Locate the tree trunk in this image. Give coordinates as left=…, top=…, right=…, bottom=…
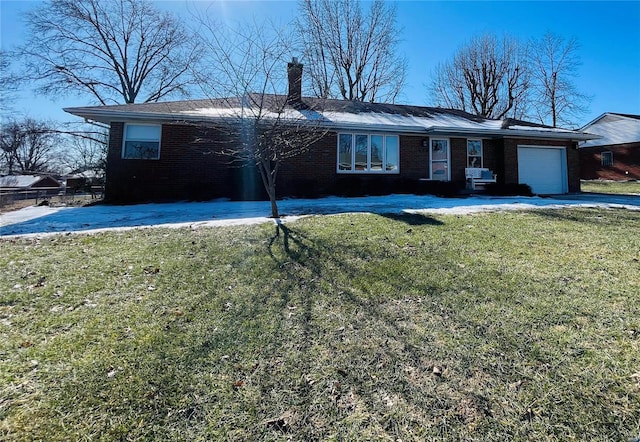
left=269, top=194, right=279, bottom=219
left=258, top=156, right=280, bottom=219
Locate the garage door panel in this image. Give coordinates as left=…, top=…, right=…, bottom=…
left=518, top=147, right=566, bottom=194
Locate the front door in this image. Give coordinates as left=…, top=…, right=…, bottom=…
left=430, top=138, right=450, bottom=181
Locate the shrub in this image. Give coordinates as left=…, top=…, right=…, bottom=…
left=287, top=179, right=322, bottom=199
left=390, top=178, right=415, bottom=194
left=484, top=183, right=534, bottom=196
left=331, top=176, right=363, bottom=197
left=185, top=183, right=223, bottom=202
left=416, top=180, right=464, bottom=197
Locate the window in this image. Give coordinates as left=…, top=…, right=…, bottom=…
left=385, top=137, right=399, bottom=172
left=337, top=133, right=399, bottom=173
left=467, top=139, right=483, bottom=167
left=601, top=151, right=613, bottom=167
left=122, top=124, right=161, bottom=159
left=355, top=134, right=368, bottom=170
left=338, top=134, right=353, bottom=171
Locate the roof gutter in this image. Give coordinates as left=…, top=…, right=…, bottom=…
left=64, top=108, right=600, bottom=142
left=64, top=108, right=206, bottom=124
left=323, top=123, right=599, bottom=141
left=424, top=126, right=601, bottom=141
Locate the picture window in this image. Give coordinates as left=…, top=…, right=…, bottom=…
left=338, top=133, right=399, bottom=173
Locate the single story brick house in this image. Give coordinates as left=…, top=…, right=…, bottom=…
left=0, top=174, right=61, bottom=191
left=0, top=174, right=62, bottom=198
left=579, top=113, right=640, bottom=180
left=64, top=61, right=598, bottom=203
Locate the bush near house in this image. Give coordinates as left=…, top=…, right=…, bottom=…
left=484, top=182, right=534, bottom=196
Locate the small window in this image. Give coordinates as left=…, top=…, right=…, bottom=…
left=123, top=124, right=161, bottom=159
left=467, top=139, right=483, bottom=168
left=601, top=151, right=613, bottom=167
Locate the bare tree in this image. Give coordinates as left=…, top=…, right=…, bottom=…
left=192, top=17, right=328, bottom=218
left=297, top=0, right=406, bottom=103
left=0, top=119, right=62, bottom=174
left=528, top=32, right=590, bottom=127
left=65, top=129, right=108, bottom=176
left=0, top=121, right=21, bottom=175
left=429, top=34, right=529, bottom=119
left=18, top=0, right=198, bottom=105
left=0, top=50, right=20, bottom=115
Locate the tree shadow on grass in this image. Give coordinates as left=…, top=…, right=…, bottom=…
left=530, top=207, right=640, bottom=225
left=19, top=213, right=634, bottom=440
left=379, top=212, right=444, bottom=226
left=259, top=216, right=635, bottom=438
left=261, top=218, right=479, bottom=437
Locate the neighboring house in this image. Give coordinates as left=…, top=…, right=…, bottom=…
left=0, top=175, right=62, bottom=194
left=579, top=113, right=640, bottom=180
left=64, top=61, right=598, bottom=203
left=65, top=170, right=105, bottom=195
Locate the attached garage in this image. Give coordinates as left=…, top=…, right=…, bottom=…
left=517, top=146, right=568, bottom=194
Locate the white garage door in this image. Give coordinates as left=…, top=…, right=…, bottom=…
left=517, top=146, right=567, bottom=194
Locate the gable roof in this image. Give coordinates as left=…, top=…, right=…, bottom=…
left=65, top=95, right=598, bottom=141
left=0, top=175, right=61, bottom=189
left=607, top=113, right=640, bottom=121
left=579, top=112, right=640, bottom=148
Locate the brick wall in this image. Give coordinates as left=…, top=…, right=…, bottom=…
left=436, top=137, right=501, bottom=183
left=278, top=132, right=337, bottom=196
left=567, top=141, right=581, bottom=192
left=579, top=143, right=640, bottom=180
left=105, top=122, right=240, bottom=202
left=482, top=139, right=500, bottom=176
left=502, top=138, right=580, bottom=192
left=105, top=122, right=584, bottom=202
left=449, top=138, right=466, bottom=182
left=400, top=135, right=430, bottom=178
left=278, top=133, right=432, bottom=197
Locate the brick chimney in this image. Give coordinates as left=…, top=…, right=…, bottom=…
left=287, top=57, right=303, bottom=105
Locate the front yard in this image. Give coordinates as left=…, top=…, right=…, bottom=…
left=1, top=208, right=639, bottom=441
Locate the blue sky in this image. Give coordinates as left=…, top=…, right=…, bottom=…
left=1, top=0, right=639, bottom=127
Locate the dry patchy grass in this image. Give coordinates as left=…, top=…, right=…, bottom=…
left=581, top=179, right=640, bottom=195
left=1, top=208, right=639, bottom=441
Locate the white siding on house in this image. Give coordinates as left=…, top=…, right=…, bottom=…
left=580, top=113, right=640, bottom=148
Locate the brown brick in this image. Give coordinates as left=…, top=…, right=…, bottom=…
left=105, top=123, right=583, bottom=202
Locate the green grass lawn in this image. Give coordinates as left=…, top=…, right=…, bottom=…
left=581, top=179, right=640, bottom=195
left=1, top=209, right=639, bottom=441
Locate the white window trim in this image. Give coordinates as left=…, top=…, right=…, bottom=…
left=467, top=138, right=483, bottom=168
left=336, top=132, right=400, bottom=174
left=429, top=137, right=450, bottom=181
left=122, top=123, right=162, bottom=160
